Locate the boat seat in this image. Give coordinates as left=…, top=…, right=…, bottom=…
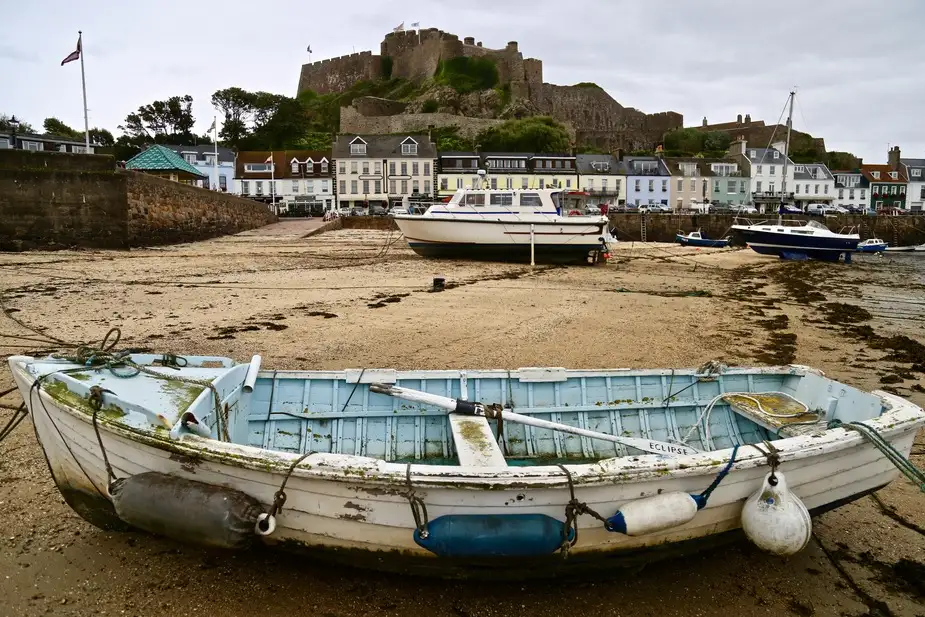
left=724, top=393, right=827, bottom=438
left=449, top=414, right=508, bottom=467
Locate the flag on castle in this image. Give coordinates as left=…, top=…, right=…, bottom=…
left=393, top=22, right=404, bottom=32
left=410, top=22, right=419, bottom=28
left=61, top=35, right=81, bottom=65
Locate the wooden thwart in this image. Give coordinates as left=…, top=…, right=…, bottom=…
left=449, top=414, right=507, bottom=467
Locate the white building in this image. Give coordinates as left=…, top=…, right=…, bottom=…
left=332, top=134, right=437, bottom=210
left=235, top=150, right=334, bottom=213
left=792, top=163, right=835, bottom=208
left=901, top=157, right=925, bottom=211
left=166, top=144, right=235, bottom=192
left=576, top=154, right=625, bottom=206
left=831, top=171, right=870, bottom=212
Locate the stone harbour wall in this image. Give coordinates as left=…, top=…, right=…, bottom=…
left=126, top=172, right=277, bottom=246
left=0, top=150, right=128, bottom=251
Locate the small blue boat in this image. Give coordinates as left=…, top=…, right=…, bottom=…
left=675, top=230, right=730, bottom=248
left=856, top=238, right=888, bottom=253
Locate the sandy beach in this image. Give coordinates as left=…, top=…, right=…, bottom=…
left=1, top=219, right=922, bottom=617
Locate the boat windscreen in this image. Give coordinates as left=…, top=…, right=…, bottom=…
left=805, top=220, right=828, bottom=230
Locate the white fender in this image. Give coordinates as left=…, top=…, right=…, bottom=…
left=741, top=471, right=811, bottom=556
left=608, top=492, right=700, bottom=536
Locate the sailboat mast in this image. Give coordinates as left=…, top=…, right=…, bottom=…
left=782, top=90, right=795, bottom=205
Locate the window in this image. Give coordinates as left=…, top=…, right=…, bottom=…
left=555, top=160, right=562, bottom=169
left=350, top=180, right=358, bottom=194
left=321, top=161, right=328, bottom=173
left=349, top=161, right=357, bottom=174
left=412, top=180, right=419, bottom=193
left=401, top=141, right=418, bottom=155
left=339, top=180, right=346, bottom=194
left=505, top=177, right=513, bottom=189
left=362, top=180, right=370, bottom=194
left=440, top=177, right=448, bottom=190
left=769, top=182, right=775, bottom=194
left=423, top=162, right=431, bottom=176
left=876, top=200, right=883, bottom=207
left=245, top=163, right=272, bottom=173
left=912, top=168, right=922, bottom=177
left=490, top=177, right=497, bottom=189
left=241, top=181, right=249, bottom=195
left=677, top=179, right=683, bottom=192
left=689, top=179, right=695, bottom=191
left=795, top=165, right=804, bottom=173
left=398, top=162, right=406, bottom=175
left=291, top=161, right=299, bottom=174
left=739, top=181, right=745, bottom=193
left=756, top=165, right=763, bottom=174
left=756, top=181, right=762, bottom=192
left=770, top=165, right=775, bottom=175
left=374, top=162, right=381, bottom=175
left=389, top=162, right=396, bottom=175
left=457, top=178, right=463, bottom=189
left=350, top=140, right=366, bottom=155
left=339, top=161, right=346, bottom=174
left=401, top=180, right=408, bottom=194
left=860, top=190, right=866, bottom=199
left=219, top=176, right=227, bottom=191
left=838, top=188, right=844, bottom=199
left=391, top=180, right=397, bottom=193
left=805, top=184, right=809, bottom=194
left=522, top=177, right=529, bottom=189
left=412, top=162, right=419, bottom=175
left=204, top=154, right=216, bottom=166
left=824, top=184, right=829, bottom=194
left=796, top=184, right=801, bottom=194
left=268, top=181, right=275, bottom=195
left=872, top=171, right=880, bottom=179
left=374, top=180, right=381, bottom=193
left=889, top=171, right=898, bottom=179
left=424, top=180, right=430, bottom=194
left=362, top=162, right=369, bottom=174
left=256, top=181, right=263, bottom=195
left=292, top=180, right=299, bottom=193
left=648, top=180, right=654, bottom=191
left=814, top=184, right=819, bottom=194
left=661, top=180, right=667, bottom=192
left=565, top=179, right=571, bottom=188
left=891, top=185, right=897, bottom=195
left=183, top=153, right=197, bottom=164
left=773, top=151, right=779, bottom=159
left=749, top=150, right=756, bottom=158
left=306, top=180, right=314, bottom=193
left=490, top=193, right=514, bottom=206
left=848, top=189, right=854, bottom=199
left=539, top=179, right=545, bottom=189
left=727, top=181, right=736, bottom=193
left=634, top=179, right=640, bottom=191
left=464, top=193, right=486, bottom=206
left=921, top=186, right=925, bottom=199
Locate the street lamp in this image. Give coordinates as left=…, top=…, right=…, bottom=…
left=9, top=115, right=20, bottom=149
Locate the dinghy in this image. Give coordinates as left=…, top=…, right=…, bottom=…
left=8, top=352, right=924, bottom=578
left=675, top=230, right=730, bottom=248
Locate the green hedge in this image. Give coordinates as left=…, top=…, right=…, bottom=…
left=435, top=57, right=499, bottom=93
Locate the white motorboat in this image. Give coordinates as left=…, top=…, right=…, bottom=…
left=392, top=173, right=614, bottom=264
left=731, top=219, right=860, bottom=262
left=8, top=350, right=924, bottom=579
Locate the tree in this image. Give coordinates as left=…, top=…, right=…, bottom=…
left=118, top=95, right=196, bottom=144
left=43, top=117, right=82, bottom=139
left=703, top=131, right=732, bottom=152
left=662, top=128, right=705, bottom=155
left=476, top=116, right=571, bottom=153
left=212, top=87, right=255, bottom=147
left=0, top=114, right=35, bottom=133
left=89, top=128, right=114, bottom=147
left=242, top=96, right=312, bottom=150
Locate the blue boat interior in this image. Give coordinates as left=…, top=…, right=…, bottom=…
left=28, top=357, right=884, bottom=465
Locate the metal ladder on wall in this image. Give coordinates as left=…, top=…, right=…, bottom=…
left=640, top=215, right=648, bottom=243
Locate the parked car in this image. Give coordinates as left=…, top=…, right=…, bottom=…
left=583, top=205, right=602, bottom=216
left=640, top=204, right=671, bottom=214
left=736, top=205, right=758, bottom=214
left=825, top=205, right=849, bottom=215
left=370, top=205, right=388, bottom=216
left=779, top=204, right=803, bottom=215
left=349, top=208, right=367, bottom=216
left=337, top=206, right=351, bottom=216
left=806, top=203, right=826, bottom=215
left=390, top=207, right=409, bottom=216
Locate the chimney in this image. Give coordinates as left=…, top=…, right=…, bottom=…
left=702, top=116, right=708, bottom=127
left=888, top=145, right=901, bottom=171
left=744, top=114, right=751, bottom=123
left=464, top=36, right=475, bottom=45
left=477, top=41, right=483, bottom=47
left=737, top=113, right=743, bottom=124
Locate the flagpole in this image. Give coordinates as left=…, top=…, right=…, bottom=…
left=212, top=116, right=219, bottom=190
left=270, top=151, right=275, bottom=213
left=78, top=31, right=90, bottom=150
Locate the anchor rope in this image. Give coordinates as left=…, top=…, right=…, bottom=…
left=828, top=419, right=924, bottom=492
left=751, top=440, right=782, bottom=485
left=265, top=450, right=314, bottom=522
left=0, top=403, right=27, bottom=444
left=404, top=463, right=429, bottom=538
left=556, top=464, right=612, bottom=558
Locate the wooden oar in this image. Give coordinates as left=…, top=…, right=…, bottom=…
left=369, top=383, right=699, bottom=457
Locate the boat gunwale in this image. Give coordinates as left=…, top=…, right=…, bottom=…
left=10, top=359, right=925, bottom=490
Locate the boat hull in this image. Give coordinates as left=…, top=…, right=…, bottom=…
left=393, top=215, right=610, bottom=264
left=856, top=245, right=887, bottom=253
left=10, top=359, right=923, bottom=579
left=734, top=227, right=859, bottom=261
left=675, top=234, right=730, bottom=248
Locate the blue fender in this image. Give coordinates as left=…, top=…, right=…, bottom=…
left=414, top=513, right=574, bottom=557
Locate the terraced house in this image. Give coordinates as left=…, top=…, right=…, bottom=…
left=831, top=171, right=870, bottom=212
left=576, top=154, right=625, bottom=207
left=333, top=134, right=436, bottom=210
left=900, top=154, right=925, bottom=211
left=862, top=156, right=907, bottom=211
left=436, top=152, right=578, bottom=198
left=665, top=158, right=711, bottom=209
left=792, top=163, right=835, bottom=208
left=624, top=156, right=671, bottom=207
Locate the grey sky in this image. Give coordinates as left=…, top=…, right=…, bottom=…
left=2, top=0, right=923, bottom=164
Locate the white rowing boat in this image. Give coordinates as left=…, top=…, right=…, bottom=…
left=8, top=353, right=924, bottom=578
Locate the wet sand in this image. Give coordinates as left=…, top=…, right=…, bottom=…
left=0, top=219, right=922, bottom=617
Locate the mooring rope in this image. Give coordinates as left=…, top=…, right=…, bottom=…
left=829, top=419, right=924, bottom=492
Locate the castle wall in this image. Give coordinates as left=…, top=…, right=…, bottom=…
left=297, top=51, right=382, bottom=95
left=340, top=106, right=505, bottom=139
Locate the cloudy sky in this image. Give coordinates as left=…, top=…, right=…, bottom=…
left=2, top=0, right=922, bottom=163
